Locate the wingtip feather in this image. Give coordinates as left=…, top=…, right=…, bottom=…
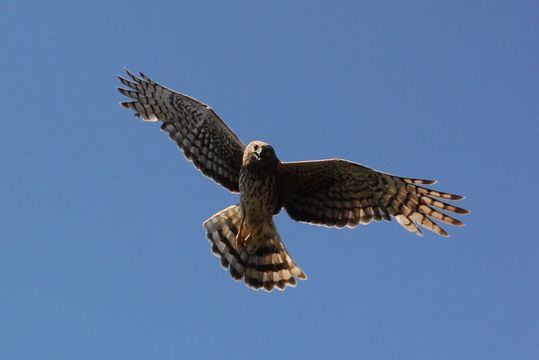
left=404, top=178, right=438, bottom=185
left=125, top=68, right=139, bottom=82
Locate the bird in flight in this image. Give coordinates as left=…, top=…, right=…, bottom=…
left=117, top=69, right=469, bottom=292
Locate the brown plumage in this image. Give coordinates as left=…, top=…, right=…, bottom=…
left=118, top=70, right=470, bottom=292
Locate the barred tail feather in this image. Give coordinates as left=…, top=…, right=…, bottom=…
left=203, top=205, right=307, bottom=292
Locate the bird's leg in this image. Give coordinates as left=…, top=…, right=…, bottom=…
left=236, top=216, right=248, bottom=249
left=239, top=232, right=252, bottom=250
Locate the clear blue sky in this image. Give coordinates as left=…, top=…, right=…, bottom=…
left=1, top=1, right=537, bottom=359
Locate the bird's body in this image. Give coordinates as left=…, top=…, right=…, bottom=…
left=238, top=163, right=279, bottom=250
left=117, top=70, right=469, bottom=292
left=239, top=142, right=281, bottom=224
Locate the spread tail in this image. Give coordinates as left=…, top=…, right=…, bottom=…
left=203, top=205, right=307, bottom=292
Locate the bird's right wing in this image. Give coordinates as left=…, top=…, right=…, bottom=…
left=117, top=69, right=245, bottom=193
left=278, top=159, right=469, bottom=237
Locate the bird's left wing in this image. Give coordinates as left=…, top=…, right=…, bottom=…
left=278, top=159, right=469, bottom=237
left=117, top=69, right=245, bottom=192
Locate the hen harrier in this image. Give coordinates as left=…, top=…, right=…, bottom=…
left=117, top=70, right=469, bottom=292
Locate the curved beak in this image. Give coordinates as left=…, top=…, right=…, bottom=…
left=253, top=147, right=263, bottom=160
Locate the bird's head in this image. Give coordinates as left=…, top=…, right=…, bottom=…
left=243, top=141, right=279, bottom=168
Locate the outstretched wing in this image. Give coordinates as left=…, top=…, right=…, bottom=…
left=278, top=159, right=469, bottom=237
left=117, top=69, right=245, bottom=192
